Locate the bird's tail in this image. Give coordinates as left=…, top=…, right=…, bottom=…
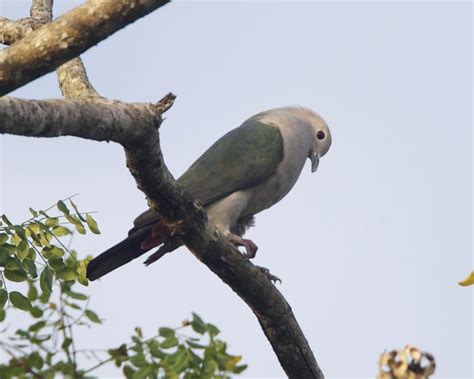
left=86, top=226, right=152, bottom=281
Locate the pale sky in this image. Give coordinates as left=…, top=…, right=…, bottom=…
left=0, top=1, right=472, bottom=378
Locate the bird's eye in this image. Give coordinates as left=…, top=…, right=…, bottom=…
left=316, top=131, right=325, bottom=140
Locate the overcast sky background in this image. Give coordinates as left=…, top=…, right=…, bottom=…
left=0, top=1, right=472, bottom=378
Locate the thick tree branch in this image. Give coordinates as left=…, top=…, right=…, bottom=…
left=0, top=96, right=161, bottom=145
left=125, top=136, right=325, bottom=379
left=0, top=93, right=325, bottom=378
left=0, top=0, right=170, bottom=96
left=0, top=2, right=325, bottom=377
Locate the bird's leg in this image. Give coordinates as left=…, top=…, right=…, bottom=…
left=226, top=233, right=258, bottom=259
left=255, top=265, right=282, bottom=284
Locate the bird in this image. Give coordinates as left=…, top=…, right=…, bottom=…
left=86, top=106, right=332, bottom=281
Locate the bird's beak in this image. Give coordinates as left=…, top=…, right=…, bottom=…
left=311, top=150, right=320, bottom=173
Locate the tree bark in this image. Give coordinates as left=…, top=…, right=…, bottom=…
left=0, top=2, right=325, bottom=378
left=0, top=0, right=170, bottom=96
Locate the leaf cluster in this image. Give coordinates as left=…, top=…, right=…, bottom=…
left=115, top=313, right=247, bottom=379
left=0, top=200, right=247, bottom=378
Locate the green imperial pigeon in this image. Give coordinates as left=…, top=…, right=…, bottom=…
left=86, top=107, right=332, bottom=281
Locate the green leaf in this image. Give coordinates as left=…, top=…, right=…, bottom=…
left=66, top=291, right=88, bottom=301
left=86, top=214, right=100, bottom=234
left=56, top=268, right=76, bottom=281
left=233, top=364, right=248, bottom=374
left=191, top=313, right=207, bottom=334
left=76, top=258, right=90, bottom=286
left=24, top=259, right=38, bottom=278
left=27, top=283, right=38, bottom=301
left=206, top=323, right=220, bottom=337
left=0, top=233, right=8, bottom=245
left=148, top=340, right=164, bottom=358
left=123, top=365, right=136, bottom=379
left=10, top=233, right=21, bottom=246
left=130, top=353, right=147, bottom=367
left=12, top=225, right=27, bottom=239
left=65, top=214, right=86, bottom=234
left=62, top=338, right=73, bottom=350
left=57, top=200, right=70, bottom=215
left=4, top=268, right=28, bottom=282
left=28, top=352, right=44, bottom=370
left=0, top=309, right=5, bottom=321
left=186, top=340, right=206, bottom=349
left=1, top=243, right=16, bottom=254
left=203, top=357, right=219, bottom=374
left=0, top=248, right=8, bottom=266
left=133, top=366, right=153, bottom=379
left=30, top=307, right=43, bottom=318
left=159, top=327, right=175, bottom=338
left=170, top=348, right=189, bottom=373
left=85, top=309, right=101, bottom=324
left=161, top=336, right=179, bottom=349
left=75, top=222, right=86, bottom=235
left=40, top=267, right=53, bottom=295
left=29, top=207, right=38, bottom=217
left=39, top=229, right=51, bottom=247
left=9, top=291, right=32, bottom=311
left=42, top=246, right=65, bottom=260
left=65, top=301, right=81, bottom=310
left=0, top=289, right=7, bottom=309
left=45, top=217, right=59, bottom=227
left=48, top=258, right=65, bottom=271
left=27, top=247, right=36, bottom=260
left=29, top=320, right=46, bottom=332
left=52, top=226, right=71, bottom=237
left=17, top=240, right=29, bottom=259
left=1, top=214, right=12, bottom=226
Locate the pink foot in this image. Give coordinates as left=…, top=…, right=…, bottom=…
left=227, top=233, right=258, bottom=259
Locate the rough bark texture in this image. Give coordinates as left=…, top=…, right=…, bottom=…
left=56, top=58, right=101, bottom=99
left=0, top=17, right=43, bottom=45
left=0, top=96, right=161, bottom=145
left=0, top=0, right=170, bottom=96
left=0, top=2, right=325, bottom=378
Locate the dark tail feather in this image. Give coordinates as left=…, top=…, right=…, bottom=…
left=86, top=226, right=152, bottom=281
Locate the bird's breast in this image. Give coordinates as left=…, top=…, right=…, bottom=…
left=242, top=125, right=310, bottom=216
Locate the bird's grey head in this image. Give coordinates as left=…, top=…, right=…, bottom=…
left=285, top=107, right=332, bottom=172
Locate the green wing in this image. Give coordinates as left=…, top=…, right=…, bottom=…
left=177, top=120, right=283, bottom=206
left=131, top=120, right=283, bottom=231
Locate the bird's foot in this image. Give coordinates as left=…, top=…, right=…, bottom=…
left=255, top=265, right=282, bottom=284
left=227, top=233, right=258, bottom=259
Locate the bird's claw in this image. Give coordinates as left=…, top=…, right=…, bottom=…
left=255, top=265, right=282, bottom=284
left=227, top=233, right=258, bottom=259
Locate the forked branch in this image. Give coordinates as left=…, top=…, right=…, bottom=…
left=0, top=1, right=324, bottom=377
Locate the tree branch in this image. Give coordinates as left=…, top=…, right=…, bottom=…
left=0, top=96, right=161, bottom=145
left=0, top=17, right=42, bottom=45
left=30, top=0, right=53, bottom=23
left=124, top=132, right=325, bottom=379
left=0, top=0, right=170, bottom=96
left=56, top=58, right=101, bottom=99
left=0, top=2, right=325, bottom=377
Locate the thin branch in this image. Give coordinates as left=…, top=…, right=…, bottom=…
left=0, top=0, right=170, bottom=96
left=56, top=58, right=101, bottom=99
left=30, top=0, right=53, bottom=23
